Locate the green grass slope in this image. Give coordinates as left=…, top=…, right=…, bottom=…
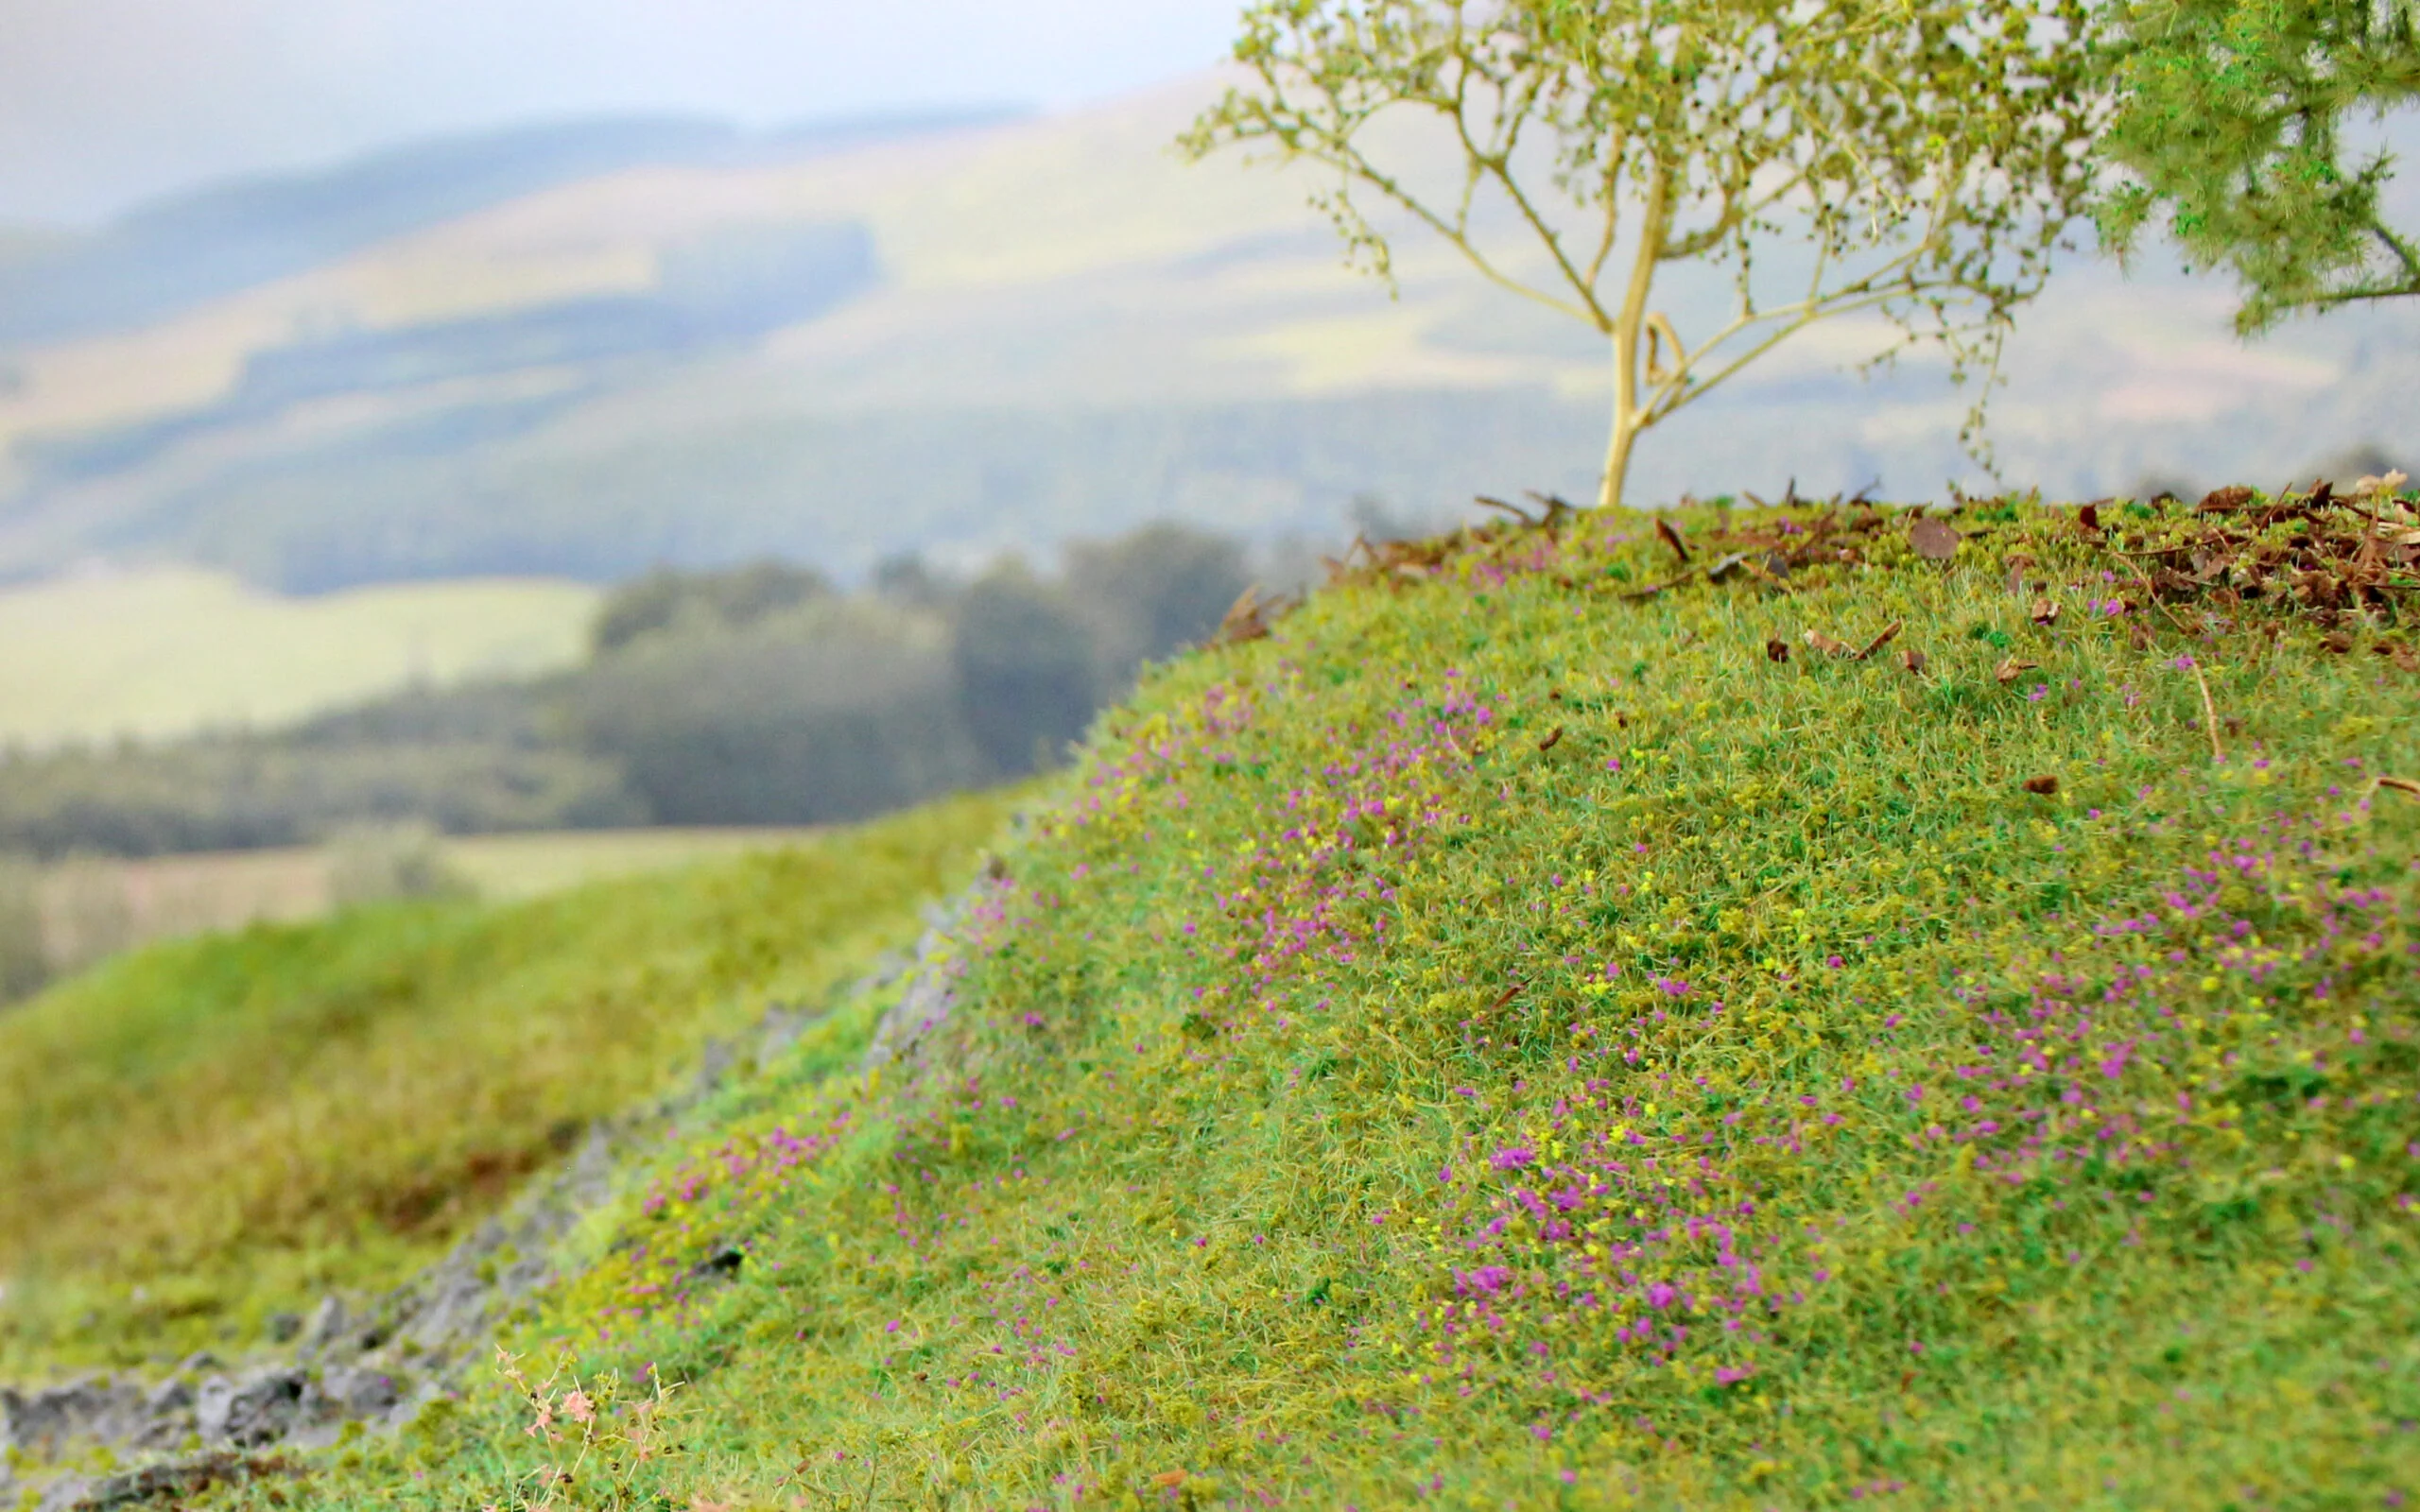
left=0, top=789, right=1017, bottom=1377
left=220, top=494, right=2420, bottom=1508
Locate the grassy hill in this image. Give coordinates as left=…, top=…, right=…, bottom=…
left=7, top=486, right=2401, bottom=1507
left=0, top=789, right=1017, bottom=1380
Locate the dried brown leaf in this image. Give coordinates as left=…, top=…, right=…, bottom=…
left=1995, top=657, right=2039, bottom=684
left=2378, top=776, right=2420, bottom=798
left=1536, top=726, right=1564, bottom=753
left=1213, top=587, right=1269, bottom=646
left=2031, top=597, right=2061, bottom=627
left=1803, top=628, right=1855, bottom=658
left=1909, top=516, right=1962, bottom=560
left=1855, top=620, right=1904, bottom=660
left=1899, top=648, right=1927, bottom=676
left=1765, top=638, right=1791, bottom=663
left=2023, top=775, right=2059, bottom=796
left=1656, top=518, right=1692, bottom=565
left=2198, top=486, right=2253, bottom=513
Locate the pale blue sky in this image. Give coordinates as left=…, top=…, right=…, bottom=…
left=0, top=0, right=1243, bottom=224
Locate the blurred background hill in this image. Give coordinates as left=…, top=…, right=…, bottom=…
left=0, top=81, right=2410, bottom=598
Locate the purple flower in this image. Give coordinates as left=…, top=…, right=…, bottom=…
left=1455, top=1265, right=1513, bottom=1297
left=1491, top=1145, right=1536, bottom=1171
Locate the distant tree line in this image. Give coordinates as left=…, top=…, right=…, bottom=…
left=0, top=522, right=1255, bottom=859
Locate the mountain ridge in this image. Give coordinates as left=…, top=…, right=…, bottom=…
left=0, top=106, right=1028, bottom=349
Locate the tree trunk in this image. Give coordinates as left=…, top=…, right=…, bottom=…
left=1598, top=166, right=1672, bottom=511
left=1599, top=403, right=1637, bottom=512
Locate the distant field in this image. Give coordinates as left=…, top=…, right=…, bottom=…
left=26, top=826, right=826, bottom=975
left=0, top=566, right=597, bottom=747
left=447, top=825, right=825, bottom=899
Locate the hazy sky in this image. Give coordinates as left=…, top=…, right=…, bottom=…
left=0, top=0, right=1243, bottom=225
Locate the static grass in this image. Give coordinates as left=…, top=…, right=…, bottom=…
left=238, top=496, right=2419, bottom=1509
left=0, top=789, right=1020, bottom=1377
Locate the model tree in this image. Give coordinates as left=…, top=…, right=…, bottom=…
left=1182, top=0, right=2111, bottom=508
left=2095, top=0, right=2420, bottom=336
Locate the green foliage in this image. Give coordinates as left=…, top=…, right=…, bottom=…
left=253, top=490, right=2420, bottom=1511
left=2095, top=0, right=2420, bottom=335
left=565, top=599, right=984, bottom=826
left=949, top=565, right=1104, bottom=778
left=588, top=560, right=832, bottom=657
left=1065, top=524, right=1253, bottom=677
left=0, top=787, right=1018, bottom=1374
left=1182, top=0, right=2113, bottom=505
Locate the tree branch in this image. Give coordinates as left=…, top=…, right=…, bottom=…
left=1582, top=139, right=1629, bottom=291
left=1448, top=85, right=1613, bottom=329
left=1314, top=132, right=1600, bottom=325
left=1648, top=272, right=1930, bottom=423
